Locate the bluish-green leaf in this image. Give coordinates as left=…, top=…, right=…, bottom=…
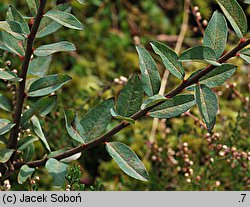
left=187, top=64, right=237, bottom=90
left=28, top=74, right=71, bottom=97
left=26, top=0, right=39, bottom=16
left=195, top=84, right=218, bottom=131
left=37, top=4, right=72, bottom=38
left=64, top=109, right=85, bottom=144
left=136, top=45, right=161, bottom=96
left=0, top=93, right=11, bottom=112
left=0, top=70, right=22, bottom=82
left=203, top=11, right=228, bottom=59
left=110, top=108, right=135, bottom=125
left=179, top=46, right=221, bottom=66
left=105, top=142, right=149, bottom=181
left=28, top=56, right=52, bottom=77
left=216, top=0, right=248, bottom=38
left=20, top=95, right=57, bottom=126
left=116, top=74, right=143, bottom=117
left=45, top=158, right=68, bottom=188
left=0, top=148, right=14, bottom=163
left=0, top=31, right=25, bottom=56
left=34, top=41, right=76, bottom=57
left=18, top=165, right=35, bottom=184
left=31, top=116, right=51, bottom=153
left=44, top=10, right=83, bottom=30
left=80, top=98, right=114, bottom=143
left=150, top=41, right=185, bottom=80
left=239, top=48, right=250, bottom=63
left=18, top=135, right=39, bottom=151
left=23, top=143, right=35, bottom=162
left=0, top=21, right=24, bottom=40
left=0, top=119, right=15, bottom=135
left=149, top=94, right=196, bottom=119
left=141, top=94, right=167, bottom=110
left=6, top=6, right=30, bottom=35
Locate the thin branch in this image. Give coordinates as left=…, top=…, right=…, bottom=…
left=13, top=38, right=250, bottom=170
left=8, top=1, right=47, bottom=150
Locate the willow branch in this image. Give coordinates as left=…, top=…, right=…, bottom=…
left=8, top=1, right=47, bottom=149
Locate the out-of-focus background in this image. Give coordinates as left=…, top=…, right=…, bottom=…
left=0, top=0, right=249, bottom=190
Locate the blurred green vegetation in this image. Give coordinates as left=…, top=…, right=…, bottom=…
left=0, top=0, right=249, bottom=190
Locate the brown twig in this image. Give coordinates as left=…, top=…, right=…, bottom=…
left=13, top=38, right=250, bottom=170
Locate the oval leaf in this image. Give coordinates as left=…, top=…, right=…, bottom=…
left=44, top=10, right=83, bottom=30
left=105, top=142, right=149, bottom=181
left=20, top=95, right=57, bottom=126
left=6, top=6, right=30, bottom=35
left=0, top=148, right=14, bottom=163
left=110, top=108, right=135, bottom=125
left=217, top=0, right=248, bottom=38
left=150, top=41, right=185, bottom=80
left=0, top=93, right=11, bottom=112
left=179, top=46, right=221, bottom=66
left=195, top=84, right=218, bottom=131
left=203, top=11, right=228, bottom=59
left=45, top=158, right=68, bottom=188
left=0, top=70, right=22, bottom=82
left=28, top=74, right=71, bottom=97
left=18, top=165, right=35, bottom=184
left=28, top=56, right=52, bottom=77
left=0, top=21, right=24, bottom=40
left=116, top=74, right=143, bottom=117
left=141, top=94, right=167, bottom=110
left=34, top=41, right=76, bottom=57
left=80, top=98, right=114, bottom=143
left=26, top=0, right=39, bottom=16
left=18, top=135, right=39, bottom=151
left=31, top=116, right=51, bottom=153
left=0, top=119, right=15, bottom=135
left=149, top=94, right=196, bottom=119
left=136, top=45, right=161, bottom=96
left=239, top=48, right=250, bottom=63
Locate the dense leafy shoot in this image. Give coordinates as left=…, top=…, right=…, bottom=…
left=105, top=142, right=149, bottom=181
left=150, top=41, right=185, bottom=80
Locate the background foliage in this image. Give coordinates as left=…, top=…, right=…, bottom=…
left=0, top=0, right=249, bottom=190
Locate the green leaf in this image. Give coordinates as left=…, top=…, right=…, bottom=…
left=20, top=95, right=57, bottom=126
left=28, top=56, right=52, bottom=77
left=0, top=70, right=22, bottom=82
left=244, top=0, right=250, bottom=4
left=187, top=64, right=237, bottom=90
left=195, top=84, right=218, bottom=131
left=26, top=0, right=39, bottom=16
left=18, top=135, right=39, bottom=151
left=64, top=109, right=85, bottom=144
left=28, top=74, right=71, bottom=97
left=179, top=46, right=221, bottom=66
left=6, top=6, right=30, bottom=35
left=60, top=152, right=82, bottom=163
left=18, top=165, right=35, bottom=184
left=105, top=142, right=149, bottom=181
left=0, top=119, right=15, bottom=135
left=31, top=116, right=51, bottom=153
left=149, top=94, right=196, bottom=119
left=23, top=143, right=35, bottom=161
left=80, top=98, right=114, bottom=143
left=34, top=41, right=76, bottom=57
left=150, top=41, right=185, bottom=80
left=0, top=21, right=25, bottom=40
left=45, top=158, right=68, bottom=188
left=141, top=94, right=167, bottom=110
left=110, top=108, right=135, bottom=125
left=136, top=45, right=161, bottom=96
left=0, top=31, right=25, bottom=56
left=203, top=11, right=228, bottom=59
left=116, top=74, right=143, bottom=117
left=0, top=93, right=11, bottom=112
left=48, top=148, right=70, bottom=158
left=216, top=0, right=248, bottom=38
left=44, top=10, right=83, bottom=30
left=239, top=48, right=250, bottom=63
left=37, top=4, right=72, bottom=38
left=0, top=148, right=14, bottom=163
